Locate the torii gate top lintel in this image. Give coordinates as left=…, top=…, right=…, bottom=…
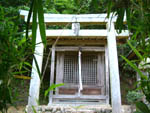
left=20, top=10, right=127, bottom=25
left=20, top=10, right=129, bottom=43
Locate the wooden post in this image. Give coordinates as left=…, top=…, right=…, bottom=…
left=48, top=47, right=55, bottom=105
left=72, top=23, right=80, bottom=36
left=105, top=45, right=110, bottom=104
left=78, top=50, right=83, bottom=96
left=55, top=53, right=64, bottom=96
left=107, top=21, right=122, bottom=113
left=28, top=26, right=44, bottom=106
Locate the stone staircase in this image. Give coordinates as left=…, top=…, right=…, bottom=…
left=26, top=105, right=132, bottom=113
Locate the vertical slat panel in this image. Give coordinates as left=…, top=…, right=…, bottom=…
left=97, top=52, right=105, bottom=95
left=101, top=52, right=105, bottom=95
left=97, top=53, right=101, bottom=86
left=63, top=52, right=98, bottom=86
left=82, top=53, right=97, bottom=85
left=56, top=52, right=64, bottom=95
left=63, top=52, right=78, bottom=84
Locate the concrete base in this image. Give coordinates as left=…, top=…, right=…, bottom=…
left=26, top=105, right=132, bottom=113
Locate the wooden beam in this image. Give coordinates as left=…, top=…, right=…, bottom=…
left=20, top=10, right=126, bottom=25
left=72, top=23, right=80, bottom=36
left=28, top=26, right=44, bottom=106
left=46, top=30, right=129, bottom=39
left=52, top=95, right=107, bottom=100
left=47, top=39, right=107, bottom=45
left=54, top=46, right=105, bottom=52
left=58, top=85, right=104, bottom=88
left=48, top=47, right=55, bottom=105
left=107, top=22, right=122, bottom=113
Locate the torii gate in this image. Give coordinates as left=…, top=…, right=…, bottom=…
left=20, top=10, right=129, bottom=113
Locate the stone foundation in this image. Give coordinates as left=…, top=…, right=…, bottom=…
left=26, top=105, right=132, bottom=113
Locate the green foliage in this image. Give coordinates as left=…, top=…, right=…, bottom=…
left=44, top=0, right=107, bottom=14
left=106, top=0, right=150, bottom=42
left=1, top=1, right=149, bottom=113
left=32, top=106, right=37, bottom=113
left=0, top=4, right=32, bottom=112
left=26, top=0, right=46, bottom=49
left=44, top=83, right=64, bottom=98
left=106, top=0, right=150, bottom=112
left=121, top=43, right=150, bottom=112
left=121, top=55, right=146, bottom=80
left=135, top=101, right=150, bottom=113
left=127, top=91, right=143, bottom=104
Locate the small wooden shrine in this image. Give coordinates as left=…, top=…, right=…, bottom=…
left=20, top=10, right=129, bottom=113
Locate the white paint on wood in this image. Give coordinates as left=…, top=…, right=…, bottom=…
left=28, top=26, right=44, bottom=106
left=105, top=45, right=110, bottom=105
left=20, top=10, right=126, bottom=24
left=72, top=23, right=80, bottom=36
left=54, top=46, right=105, bottom=52
left=107, top=22, right=122, bottom=113
left=20, top=10, right=129, bottom=108
left=46, top=30, right=129, bottom=38
left=47, top=39, right=107, bottom=45
left=78, top=50, right=83, bottom=95
left=58, top=85, right=104, bottom=88
left=52, top=95, right=107, bottom=100
left=48, top=47, right=55, bottom=105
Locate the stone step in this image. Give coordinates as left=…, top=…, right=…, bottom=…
left=26, top=105, right=132, bottom=113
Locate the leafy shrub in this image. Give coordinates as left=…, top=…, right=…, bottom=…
left=127, top=91, right=144, bottom=104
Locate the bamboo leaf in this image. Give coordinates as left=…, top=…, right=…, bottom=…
left=26, top=0, right=34, bottom=40
left=24, top=62, right=32, bottom=68
left=107, top=0, right=113, bottom=18
left=116, top=8, right=125, bottom=33
left=12, top=71, right=28, bottom=75
left=37, top=0, right=47, bottom=46
left=32, top=106, right=37, bottom=113
left=33, top=55, right=42, bottom=79
left=127, top=40, right=143, bottom=60
left=44, top=83, right=64, bottom=97
left=32, top=0, right=38, bottom=49
left=136, top=101, right=150, bottom=113
left=126, top=8, right=131, bottom=30
left=13, top=75, right=31, bottom=80
left=121, top=55, right=147, bottom=80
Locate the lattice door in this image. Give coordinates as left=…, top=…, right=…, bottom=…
left=63, top=52, right=98, bottom=85
left=56, top=51, right=105, bottom=96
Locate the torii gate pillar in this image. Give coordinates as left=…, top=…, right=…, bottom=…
left=28, top=26, right=44, bottom=106
left=107, top=21, right=122, bottom=113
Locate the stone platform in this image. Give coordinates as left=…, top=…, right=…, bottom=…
left=26, top=105, right=132, bottom=113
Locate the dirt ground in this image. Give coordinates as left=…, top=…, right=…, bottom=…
left=7, top=106, right=26, bottom=113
